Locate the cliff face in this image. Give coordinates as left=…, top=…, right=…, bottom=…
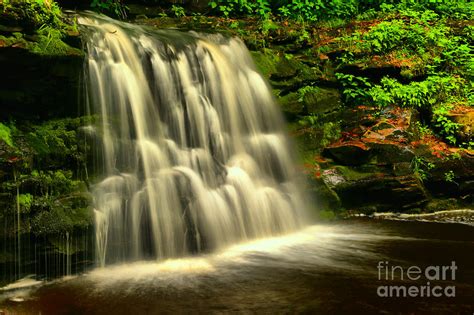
left=0, top=2, right=93, bottom=283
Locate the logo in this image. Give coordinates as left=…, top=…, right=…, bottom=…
left=376, top=261, right=457, bottom=298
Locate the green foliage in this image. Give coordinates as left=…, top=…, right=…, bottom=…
left=0, top=123, right=14, bottom=147
left=31, top=203, right=92, bottom=235
left=90, top=0, right=127, bottom=19
left=297, top=86, right=319, bottom=102
left=207, top=0, right=472, bottom=21
left=28, top=121, right=76, bottom=156
left=31, top=25, right=73, bottom=55
left=171, top=5, right=186, bottom=18
left=345, top=18, right=449, bottom=56
left=25, top=117, right=93, bottom=168
left=411, top=156, right=435, bottom=181
left=18, top=193, right=33, bottom=213
left=366, top=75, right=468, bottom=145
left=444, top=170, right=455, bottom=183
left=432, top=104, right=461, bottom=145
left=335, top=73, right=372, bottom=104
left=26, top=170, right=81, bottom=197
left=299, top=112, right=341, bottom=147
left=415, top=121, right=432, bottom=138
left=1, top=0, right=63, bottom=30
left=209, top=0, right=270, bottom=19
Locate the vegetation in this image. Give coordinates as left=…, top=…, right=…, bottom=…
left=0, top=0, right=81, bottom=56
left=0, top=117, right=94, bottom=238
left=207, top=0, right=472, bottom=21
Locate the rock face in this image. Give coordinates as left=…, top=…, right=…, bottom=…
left=0, top=7, right=92, bottom=283
left=322, top=167, right=428, bottom=212
left=308, top=105, right=474, bottom=213
left=0, top=46, right=83, bottom=120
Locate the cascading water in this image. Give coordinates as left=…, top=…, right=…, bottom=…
left=79, top=13, right=307, bottom=267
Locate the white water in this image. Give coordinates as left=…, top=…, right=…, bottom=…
left=79, top=13, right=307, bottom=267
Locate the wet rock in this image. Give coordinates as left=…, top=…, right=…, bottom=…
left=367, top=141, right=415, bottom=164
left=333, top=173, right=428, bottom=211
left=425, top=198, right=462, bottom=212
left=321, top=168, right=346, bottom=188
left=322, top=141, right=372, bottom=165
left=308, top=176, right=342, bottom=210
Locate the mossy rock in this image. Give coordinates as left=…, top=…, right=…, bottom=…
left=307, top=176, right=342, bottom=210
left=425, top=198, right=462, bottom=212
left=323, top=141, right=372, bottom=166
left=303, top=87, right=342, bottom=116
left=278, top=91, right=305, bottom=120
left=271, top=57, right=299, bottom=80
left=251, top=49, right=280, bottom=78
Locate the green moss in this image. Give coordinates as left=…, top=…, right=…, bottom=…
left=0, top=122, right=14, bottom=147
left=317, top=209, right=337, bottom=221
left=1, top=0, right=83, bottom=56
left=26, top=116, right=96, bottom=168
left=335, top=165, right=377, bottom=181
left=30, top=26, right=82, bottom=56
left=250, top=49, right=279, bottom=77
left=18, top=193, right=33, bottom=213
left=1, top=0, right=64, bottom=31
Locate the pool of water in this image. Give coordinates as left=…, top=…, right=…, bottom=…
left=1, top=219, right=473, bottom=314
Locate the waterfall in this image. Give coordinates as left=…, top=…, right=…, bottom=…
left=79, top=13, right=307, bottom=267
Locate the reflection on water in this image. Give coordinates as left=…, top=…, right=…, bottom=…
left=1, top=219, right=474, bottom=314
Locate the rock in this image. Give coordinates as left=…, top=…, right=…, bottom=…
left=318, top=165, right=428, bottom=212
left=367, top=141, right=415, bottom=164
left=333, top=174, right=428, bottom=211
left=424, top=150, right=474, bottom=198
left=323, top=141, right=372, bottom=165
left=271, top=57, right=299, bottom=80
left=0, top=41, right=83, bottom=120
left=304, top=87, right=342, bottom=116
left=321, top=168, right=346, bottom=188
left=308, top=176, right=342, bottom=210
left=251, top=50, right=279, bottom=78
left=425, top=198, right=462, bottom=212
left=447, top=108, right=473, bottom=144
left=278, top=92, right=305, bottom=119
left=393, top=162, right=412, bottom=176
